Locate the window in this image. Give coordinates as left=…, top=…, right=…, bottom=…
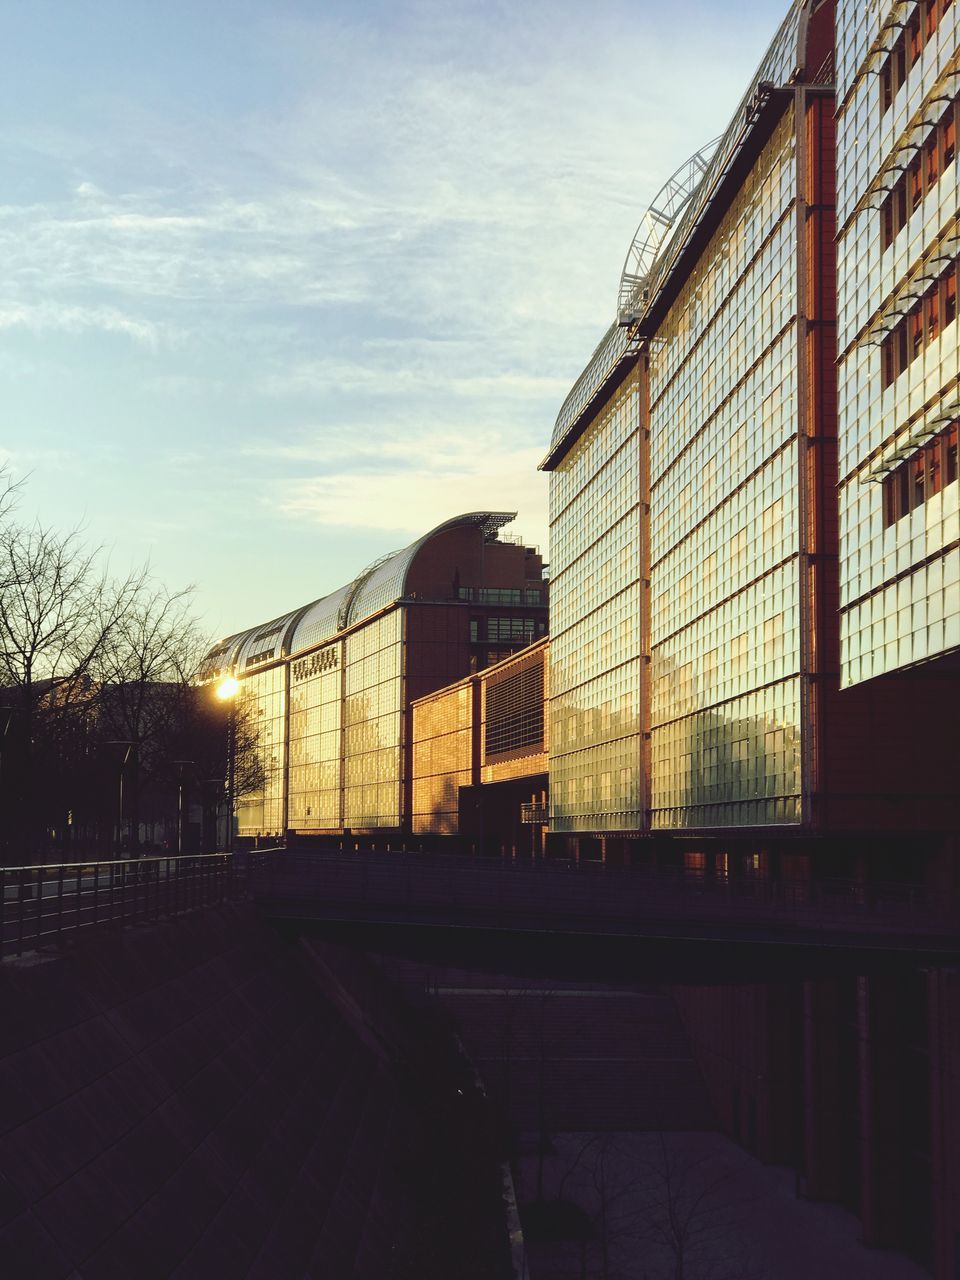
left=486, top=616, right=538, bottom=643
left=880, top=260, right=958, bottom=387
left=729, top=425, right=747, bottom=478
left=701, top=552, right=717, bottom=600
left=909, top=155, right=923, bottom=213
left=458, top=587, right=524, bottom=605
left=701, top=454, right=716, bottom=510
left=764, top=613, right=784, bottom=663
left=730, top=632, right=749, bottom=677
left=676, top=482, right=692, bottom=526
left=761, top=499, right=783, bottom=555
left=882, top=421, right=959, bottom=526
left=730, top=527, right=748, bottom=576
left=879, top=99, right=959, bottom=247
left=879, top=3, right=952, bottom=118
left=913, top=452, right=926, bottom=509
left=484, top=656, right=544, bottom=756
left=703, top=647, right=718, bottom=690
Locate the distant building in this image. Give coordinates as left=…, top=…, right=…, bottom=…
left=201, top=513, right=547, bottom=841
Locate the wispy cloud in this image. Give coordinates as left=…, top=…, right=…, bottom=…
left=269, top=441, right=549, bottom=546
left=240, top=424, right=549, bottom=547
left=0, top=300, right=162, bottom=346
left=258, top=353, right=571, bottom=403
left=0, top=0, right=784, bottom=624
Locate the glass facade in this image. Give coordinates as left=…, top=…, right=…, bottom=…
left=343, top=611, right=403, bottom=828
left=648, top=110, right=803, bottom=829
left=235, top=663, right=287, bottom=837
left=411, top=680, right=474, bottom=836
left=288, top=643, right=342, bottom=831
left=286, top=612, right=409, bottom=830
left=836, top=0, right=960, bottom=685
left=548, top=371, right=644, bottom=832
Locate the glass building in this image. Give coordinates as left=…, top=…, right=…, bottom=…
left=542, top=0, right=838, bottom=840
left=542, top=0, right=959, bottom=855
left=201, top=513, right=547, bottom=840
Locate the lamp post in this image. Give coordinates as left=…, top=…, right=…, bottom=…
left=0, top=706, right=24, bottom=866
left=172, top=760, right=195, bottom=856
left=100, top=740, right=138, bottom=859
left=215, top=677, right=240, bottom=853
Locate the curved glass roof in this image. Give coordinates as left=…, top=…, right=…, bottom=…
left=345, top=511, right=514, bottom=627
left=547, top=322, right=638, bottom=456
left=205, top=511, right=518, bottom=676
left=617, top=136, right=723, bottom=326
left=544, top=0, right=810, bottom=467
left=287, top=584, right=354, bottom=658
left=637, top=0, right=806, bottom=314
left=233, top=607, right=305, bottom=668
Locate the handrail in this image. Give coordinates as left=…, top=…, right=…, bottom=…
left=0, top=847, right=287, bottom=875
left=0, top=849, right=276, bottom=960
left=2, top=853, right=232, bottom=874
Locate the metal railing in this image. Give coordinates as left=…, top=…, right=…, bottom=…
left=0, top=852, right=258, bottom=958
left=7, top=843, right=953, bottom=958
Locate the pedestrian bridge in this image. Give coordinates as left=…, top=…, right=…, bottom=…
left=248, top=848, right=959, bottom=965
left=2, top=847, right=956, bottom=970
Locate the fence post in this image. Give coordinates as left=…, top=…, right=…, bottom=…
left=55, top=863, right=64, bottom=942
left=35, top=866, right=43, bottom=951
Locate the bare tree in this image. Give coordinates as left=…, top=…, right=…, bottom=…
left=551, top=1132, right=764, bottom=1280
left=91, top=581, right=206, bottom=852
left=0, top=520, right=142, bottom=858
left=0, top=484, right=212, bottom=860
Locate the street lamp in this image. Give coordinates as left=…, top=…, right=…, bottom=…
left=172, top=760, right=195, bottom=855
left=100, top=740, right=138, bottom=859
left=215, top=676, right=240, bottom=702
left=215, top=676, right=239, bottom=852
left=0, top=706, right=25, bottom=866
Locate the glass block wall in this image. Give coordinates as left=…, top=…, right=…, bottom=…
left=411, top=679, right=475, bottom=836
left=343, top=611, right=403, bottom=828
left=836, top=0, right=960, bottom=685
left=287, top=643, right=342, bottom=831
left=548, top=370, right=645, bottom=832
left=647, top=109, right=804, bottom=829
left=235, top=663, right=287, bottom=837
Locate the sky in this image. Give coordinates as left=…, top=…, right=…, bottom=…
left=1, top=0, right=789, bottom=639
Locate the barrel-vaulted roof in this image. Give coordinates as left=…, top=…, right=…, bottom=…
left=199, top=511, right=517, bottom=680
